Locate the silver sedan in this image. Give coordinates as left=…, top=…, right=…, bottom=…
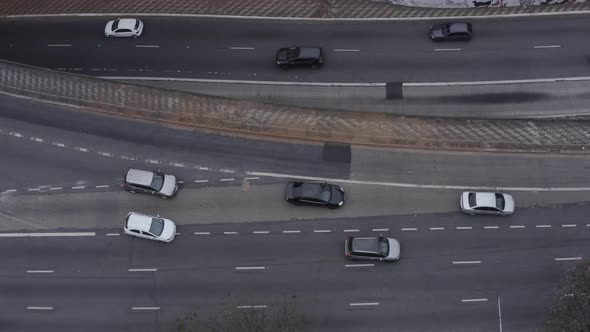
left=460, top=192, right=515, bottom=216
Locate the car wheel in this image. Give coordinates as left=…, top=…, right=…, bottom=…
left=129, top=190, right=136, bottom=194
left=294, top=201, right=303, bottom=206
left=160, top=195, right=169, bottom=199
left=133, top=34, right=139, bottom=39
left=311, top=63, right=319, bottom=69
left=108, top=35, right=114, bottom=38
left=280, top=64, right=288, bottom=70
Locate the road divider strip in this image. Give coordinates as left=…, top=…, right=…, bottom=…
left=0, top=232, right=95, bottom=237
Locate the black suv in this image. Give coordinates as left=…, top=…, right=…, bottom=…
left=276, top=46, right=324, bottom=69
left=285, top=181, right=344, bottom=208
left=430, top=22, right=472, bottom=41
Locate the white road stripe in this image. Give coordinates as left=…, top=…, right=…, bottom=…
left=453, top=261, right=481, bottom=265
left=344, top=229, right=359, bottom=232
left=536, top=225, right=551, bottom=228
left=49, top=187, right=62, bottom=190
left=194, top=232, right=211, bottom=235
left=27, top=306, right=53, bottom=310
left=3, top=189, right=17, bottom=193
left=333, top=49, right=360, bottom=52
left=246, top=171, right=590, bottom=192
left=314, top=229, right=332, bottom=233
left=235, top=266, right=266, bottom=270
left=245, top=177, right=260, bottom=180
left=198, top=166, right=209, bottom=171
left=345, top=264, right=374, bottom=268
left=533, top=45, right=561, bottom=49
left=349, top=302, right=380, bottom=306
left=106, top=233, right=120, bottom=236
left=510, top=225, right=525, bottom=229
left=456, top=226, right=472, bottom=230
left=237, top=305, right=267, bottom=309
left=0, top=232, right=95, bottom=237
left=555, top=257, right=582, bottom=261
left=95, top=185, right=109, bottom=188
left=434, top=48, right=461, bottom=51
left=562, top=224, right=577, bottom=228
left=282, top=230, right=301, bottom=234
left=372, top=228, right=389, bottom=232
left=461, top=298, right=488, bottom=303
left=230, top=47, right=255, bottom=50
left=26, top=270, right=54, bottom=274
left=136, top=45, right=160, bottom=48
left=128, top=268, right=157, bottom=272
left=401, top=228, right=417, bottom=231
left=484, top=226, right=499, bottom=229
left=72, top=186, right=85, bottom=189
left=194, top=180, right=209, bottom=183
left=224, top=231, right=239, bottom=235
left=430, top=227, right=444, bottom=231
left=48, top=44, right=71, bottom=47
left=27, top=188, right=40, bottom=191
left=220, top=178, right=234, bottom=182
left=131, top=307, right=160, bottom=310
left=253, top=231, right=270, bottom=234
left=98, top=151, right=114, bottom=157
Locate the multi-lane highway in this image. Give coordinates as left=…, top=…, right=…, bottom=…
left=1, top=16, right=590, bottom=83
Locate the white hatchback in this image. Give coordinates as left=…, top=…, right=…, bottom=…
left=460, top=192, right=515, bottom=216
left=124, top=212, right=176, bottom=243
left=105, top=18, right=144, bottom=38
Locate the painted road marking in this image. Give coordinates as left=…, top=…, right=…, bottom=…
left=453, top=261, right=481, bottom=265
left=461, top=298, right=488, bottom=303
left=224, top=231, right=239, bottom=235
left=430, top=227, right=444, bottom=231
left=253, top=231, right=270, bottom=234
left=106, top=233, right=120, bottom=236
left=457, top=226, right=473, bottom=230
left=533, top=45, right=561, bottom=49
left=349, top=302, right=380, bottom=306
left=0, top=232, right=95, bottom=237
left=27, top=306, right=53, bottom=310
left=136, top=45, right=160, bottom=48
left=314, top=230, right=332, bottom=233
left=344, top=229, right=359, bottom=232
left=372, top=228, right=389, bottom=232
left=401, top=228, right=418, bottom=231
left=220, top=178, right=234, bottom=182
left=230, top=47, right=255, bottom=50
left=131, top=307, right=160, bottom=310
left=26, top=270, right=54, bottom=274
left=128, top=268, right=157, bottom=272
left=72, top=186, right=85, bottom=189
left=282, top=230, right=301, bottom=234
left=237, top=305, right=267, bottom=309
left=345, top=264, right=374, bottom=268
left=194, top=180, right=209, bottom=183
left=484, top=226, right=499, bottom=229
left=245, top=177, right=260, bottom=180
left=95, top=185, right=109, bottom=188
left=510, top=225, right=525, bottom=229
left=235, top=266, right=266, bottom=270
left=562, top=224, right=577, bottom=228
left=194, top=232, right=211, bottom=235
left=555, top=257, right=582, bottom=261
left=434, top=48, right=461, bottom=51
left=333, top=49, right=360, bottom=52
left=536, top=225, right=551, bottom=228
left=48, top=44, right=71, bottom=47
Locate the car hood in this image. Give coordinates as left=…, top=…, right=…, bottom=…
left=430, top=25, right=445, bottom=38
left=386, top=238, right=400, bottom=260
left=160, top=175, right=178, bottom=196
left=329, top=187, right=345, bottom=206
left=276, top=49, right=289, bottom=62
left=160, top=219, right=176, bottom=242
left=503, top=194, right=515, bottom=213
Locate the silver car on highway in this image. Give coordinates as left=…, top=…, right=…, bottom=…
left=345, top=236, right=401, bottom=262
left=460, top=191, right=515, bottom=216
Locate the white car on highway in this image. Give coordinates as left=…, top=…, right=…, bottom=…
left=124, top=212, right=176, bottom=243
left=460, top=192, right=515, bottom=216
left=105, top=18, right=144, bottom=38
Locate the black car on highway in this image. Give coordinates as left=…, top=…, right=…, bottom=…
left=276, top=46, right=324, bottom=69
left=285, top=181, right=344, bottom=208
left=430, top=22, right=472, bottom=41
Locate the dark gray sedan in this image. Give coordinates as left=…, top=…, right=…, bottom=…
left=430, top=22, right=472, bottom=41
left=285, top=182, right=344, bottom=208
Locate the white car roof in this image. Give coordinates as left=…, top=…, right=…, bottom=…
left=126, top=169, right=154, bottom=186
left=126, top=212, right=154, bottom=232
left=475, top=192, right=497, bottom=207
left=116, top=18, right=138, bottom=30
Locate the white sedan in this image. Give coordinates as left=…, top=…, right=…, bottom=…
left=124, top=212, right=176, bottom=243
left=460, top=192, right=514, bottom=216
left=105, top=18, right=144, bottom=38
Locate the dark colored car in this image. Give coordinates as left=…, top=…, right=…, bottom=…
left=285, top=182, right=344, bottom=208
left=430, top=22, right=472, bottom=41
left=345, top=236, right=401, bottom=262
left=276, top=46, right=324, bottom=69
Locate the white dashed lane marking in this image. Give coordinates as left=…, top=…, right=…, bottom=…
left=349, top=302, right=380, bottom=306
left=230, top=47, right=255, bottom=50
left=554, top=257, right=582, bottom=261
left=343, top=229, right=359, bottom=233
left=345, top=264, right=374, bottom=268
left=434, top=48, right=461, bottom=51
left=372, top=228, right=389, bottom=232
left=484, top=226, right=499, bottom=229
left=0, top=232, right=95, bottom=237
left=333, top=49, right=360, bottom=52
left=533, top=45, right=561, bottom=49
left=562, top=224, right=576, bottom=228
left=26, top=270, right=54, bottom=274
left=536, top=225, right=551, bottom=228
left=237, top=305, right=267, bottom=309
left=235, top=266, right=266, bottom=270
left=401, top=228, right=417, bottom=231
left=510, top=225, right=525, bottom=229
left=452, top=261, right=482, bottom=265
left=194, top=232, right=211, bottom=235
left=27, top=306, right=54, bottom=310
left=220, top=178, right=234, bottom=182
left=135, top=45, right=160, bottom=48
left=95, top=185, right=109, bottom=188
left=128, top=268, right=157, bottom=272
left=194, top=180, right=208, bottom=183
left=461, top=298, right=488, bottom=303
left=282, top=230, right=301, bottom=234
left=457, top=226, right=472, bottom=230
left=253, top=231, right=270, bottom=234
left=48, top=44, right=71, bottom=47
left=106, top=233, right=120, bottom=236
left=430, top=227, right=444, bottom=231
left=131, top=307, right=160, bottom=310
left=314, top=230, right=332, bottom=233
left=223, top=232, right=239, bottom=235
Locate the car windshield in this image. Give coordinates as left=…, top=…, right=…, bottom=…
left=378, top=237, right=389, bottom=257
left=443, top=24, right=451, bottom=35
left=320, top=184, right=332, bottom=203
left=112, top=20, right=119, bottom=30
left=150, top=172, right=165, bottom=191
left=134, top=20, right=140, bottom=29
left=149, top=218, right=165, bottom=236
left=495, top=194, right=506, bottom=210
left=468, top=193, right=477, bottom=207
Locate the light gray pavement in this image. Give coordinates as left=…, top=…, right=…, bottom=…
left=123, top=78, right=590, bottom=119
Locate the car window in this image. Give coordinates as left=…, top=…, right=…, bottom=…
left=468, top=193, right=476, bottom=207
left=141, top=231, right=154, bottom=237
left=149, top=218, right=165, bottom=236
left=112, top=21, right=119, bottom=30
left=495, top=194, right=506, bottom=210
left=118, top=29, right=131, bottom=33
left=150, top=172, right=165, bottom=191
left=378, top=237, right=389, bottom=257
left=134, top=21, right=140, bottom=29
left=320, top=184, right=332, bottom=203
left=475, top=207, right=498, bottom=212
left=129, top=229, right=140, bottom=234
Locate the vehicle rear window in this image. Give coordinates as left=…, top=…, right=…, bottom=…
left=468, top=193, right=476, bottom=207
left=149, top=218, right=164, bottom=236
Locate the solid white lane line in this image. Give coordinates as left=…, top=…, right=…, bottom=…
left=136, top=45, right=160, bottom=48
left=533, top=45, right=561, bottom=49
left=372, top=228, right=389, bottom=232
left=484, top=226, right=499, bottom=229
left=498, top=296, right=504, bottom=332
left=434, top=48, right=461, bottom=51
left=401, top=228, right=417, bottom=231
left=194, top=232, right=211, bottom=235
left=0, top=232, right=95, bottom=237
left=48, top=44, right=71, bottom=47
left=95, top=185, right=109, bottom=188
left=562, top=224, right=577, bottom=228
left=237, top=305, right=267, bottom=309
left=345, top=264, right=374, bottom=268
left=461, top=298, right=488, bottom=303
left=344, top=229, right=359, bottom=232
left=314, top=229, right=332, bottom=233
left=224, top=231, right=239, bottom=235
left=253, top=231, right=270, bottom=234
left=453, top=261, right=481, bottom=265
left=106, top=233, right=120, bottom=236
left=194, top=180, right=208, bottom=183
left=220, top=178, right=234, bottom=182
left=349, top=302, right=380, bottom=306
left=128, top=268, right=157, bottom=272
left=26, top=270, right=54, bottom=274
left=235, top=266, right=266, bottom=270
left=27, top=306, right=53, bottom=310
left=131, top=307, right=160, bottom=310
left=456, top=226, right=472, bottom=230
left=510, top=225, right=525, bottom=229
left=555, top=257, right=582, bottom=261
left=282, top=230, right=301, bottom=234
left=230, top=46, right=255, bottom=50
left=430, top=227, right=444, bottom=231
left=246, top=171, right=590, bottom=192
left=333, top=49, right=360, bottom=52
left=536, top=225, right=551, bottom=228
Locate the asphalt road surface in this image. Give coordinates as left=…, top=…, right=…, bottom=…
left=1, top=15, right=590, bottom=83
